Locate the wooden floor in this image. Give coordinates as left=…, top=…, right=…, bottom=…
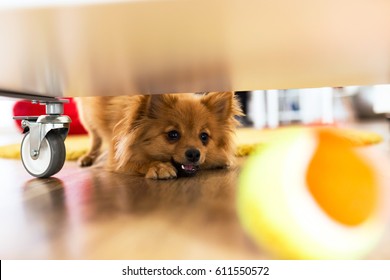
left=1, top=122, right=390, bottom=260
left=0, top=157, right=264, bottom=259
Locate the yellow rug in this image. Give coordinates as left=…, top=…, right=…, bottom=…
left=0, top=127, right=383, bottom=161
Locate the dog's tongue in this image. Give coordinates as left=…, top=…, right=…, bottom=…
left=181, top=164, right=196, bottom=172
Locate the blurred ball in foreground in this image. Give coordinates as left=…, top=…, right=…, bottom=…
left=237, top=127, right=386, bottom=259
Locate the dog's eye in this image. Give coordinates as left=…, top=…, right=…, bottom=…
left=200, top=132, right=209, bottom=144
left=167, top=130, right=180, bottom=141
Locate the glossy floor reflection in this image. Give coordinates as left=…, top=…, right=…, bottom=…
left=0, top=158, right=262, bottom=259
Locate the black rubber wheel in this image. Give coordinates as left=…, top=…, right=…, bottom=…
left=21, top=131, right=66, bottom=178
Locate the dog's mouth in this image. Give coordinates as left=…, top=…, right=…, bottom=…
left=172, top=160, right=199, bottom=177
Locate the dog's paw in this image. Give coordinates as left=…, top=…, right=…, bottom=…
left=78, top=154, right=95, bottom=167
left=145, top=162, right=177, bottom=179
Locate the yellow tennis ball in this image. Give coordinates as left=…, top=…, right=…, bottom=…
left=237, top=127, right=386, bottom=259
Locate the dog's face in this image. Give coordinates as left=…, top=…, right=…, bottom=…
left=114, top=92, right=242, bottom=177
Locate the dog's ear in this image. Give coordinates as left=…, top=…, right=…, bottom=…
left=201, top=92, right=243, bottom=120
left=146, top=94, right=179, bottom=118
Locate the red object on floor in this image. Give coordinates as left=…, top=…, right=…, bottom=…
left=13, top=98, right=88, bottom=135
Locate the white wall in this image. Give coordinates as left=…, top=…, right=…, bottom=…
left=0, top=99, right=16, bottom=129
left=372, top=85, right=390, bottom=113
left=0, top=99, right=23, bottom=146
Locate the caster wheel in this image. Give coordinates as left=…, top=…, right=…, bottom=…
left=21, top=131, right=66, bottom=178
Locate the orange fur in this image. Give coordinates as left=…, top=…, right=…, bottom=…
left=77, top=92, right=243, bottom=179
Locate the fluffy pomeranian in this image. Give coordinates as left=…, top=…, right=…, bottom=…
left=77, top=92, right=243, bottom=179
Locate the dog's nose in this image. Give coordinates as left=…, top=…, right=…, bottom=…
left=185, top=148, right=201, bottom=163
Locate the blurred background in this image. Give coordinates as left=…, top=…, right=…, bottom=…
left=2, top=85, right=390, bottom=143
left=236, top=85, right=390, bottom=128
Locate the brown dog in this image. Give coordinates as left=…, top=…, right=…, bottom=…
left=77, top=92, right=243, bottom=179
